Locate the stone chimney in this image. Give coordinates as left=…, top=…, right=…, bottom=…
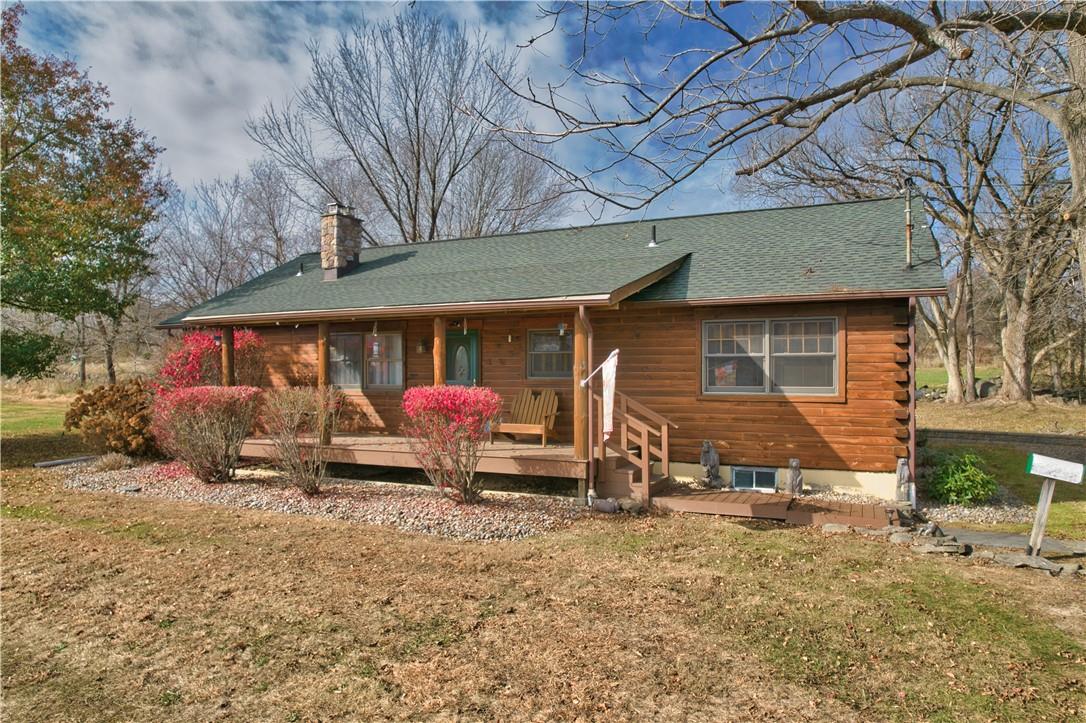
left=320, top=203, right=362, bottom=281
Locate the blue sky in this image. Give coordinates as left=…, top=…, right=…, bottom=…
left=15, top=0, right=754, bottom=225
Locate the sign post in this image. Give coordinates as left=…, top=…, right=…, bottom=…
left=1024, top=453, right=1084, bottom=557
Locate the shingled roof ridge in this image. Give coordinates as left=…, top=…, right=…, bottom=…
left=348, top=194, right=905, bottom=254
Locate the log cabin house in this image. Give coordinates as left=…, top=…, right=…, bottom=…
left=160, top=197, right=945, bottom=505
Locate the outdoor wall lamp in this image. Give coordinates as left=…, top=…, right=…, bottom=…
left=557, top=323, right=568, bottom=336
left=416, top=339, right=428, bottom=353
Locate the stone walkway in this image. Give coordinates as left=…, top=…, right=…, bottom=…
left=941, top=527, right=1086, bottom=556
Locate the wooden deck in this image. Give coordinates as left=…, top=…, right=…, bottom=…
left=652, top=485, right=903, bottom=528
left=241, top=434, right=588, bottom=479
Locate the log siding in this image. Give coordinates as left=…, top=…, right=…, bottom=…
left=250, top=298, right=909, bottom=473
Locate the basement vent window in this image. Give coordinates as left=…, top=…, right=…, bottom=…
left=732, top=466, right=777, bottom=492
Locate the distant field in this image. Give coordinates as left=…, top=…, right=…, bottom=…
left=918, top=399, right=1086, bottom=436
left=915, top=365, right=1000, bottom=389
left=0, top=398, right=71, bottom=437
left=0, top=394, right=87, bottom=468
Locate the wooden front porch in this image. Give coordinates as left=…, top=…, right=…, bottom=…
left=241, top=434, right=588, bottom=480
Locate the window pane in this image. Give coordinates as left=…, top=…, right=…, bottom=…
left=754, top=469, right=777, bottom=488
left=705, top=356, right=764, bottom=389
left=819, top=337, right=833, bottom=353
left=330, top=334, right=362, bottom=388
left=774, top=356, right=834, bottom=390
left=733, top=469, right=754, bottom=488
left=528, top=332, right=572, bottom=378
left=366, top=333, right=402, bottom=386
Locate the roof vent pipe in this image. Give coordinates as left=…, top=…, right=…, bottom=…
left=647, top=224, right=658, bottom=248
left=904, top=178, right=914, bottom=269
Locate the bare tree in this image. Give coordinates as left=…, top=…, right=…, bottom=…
left=155, top=176, right=258, bottom=308
left=242, top=158, right=313, bottom=267
left=247, top=12, right=567, bottom=245
left=498, top=2, right=1086, bottom=289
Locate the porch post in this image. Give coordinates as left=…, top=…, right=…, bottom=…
left=573, top=309, right=589, bottom=461
left=317, top=322, right=331, bottom=444
left=220, top=326, right=235, bottom=386
left=317, top=322, right=330, bottom=388
left=433, top=317, right=445, bottom=385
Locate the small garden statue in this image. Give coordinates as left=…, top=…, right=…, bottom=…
left=699, top=440, right=723, bottom=488
left=788, top=458, right=804, bottom=494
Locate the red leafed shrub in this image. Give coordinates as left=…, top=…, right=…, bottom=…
left=153, top=329, right=265, bottom=392
left=151, top=386, right=262, bottom=483
left=402, top=385, right=502, bottom=504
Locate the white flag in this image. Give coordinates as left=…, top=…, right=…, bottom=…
left=601, top=349, right=619, bottom=441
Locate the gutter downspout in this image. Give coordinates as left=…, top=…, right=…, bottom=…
left=579, top=305, right=597, bottom=503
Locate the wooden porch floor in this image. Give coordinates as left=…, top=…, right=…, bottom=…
left=241, top=434, right=588, bottom=479
left=652, top=485, right=903, bottom=528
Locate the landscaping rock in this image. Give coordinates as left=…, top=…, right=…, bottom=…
left=617, top=497, right=643, bottom=514
left=857, top=525, right=897, bottom=537
left=1057, top=563, right=1082, bottom=576
left=993, top=553, right=1062, bottom=574
left=120, top=484, right=142, bottom=493
left=912, top=539, right=967, bottom=555
left=889, top=532, right=915, bottom=544
left=592, top=497, right=620, bottom=514
left=821, top=523, right=851, bottom=534
left=917, top=522, right=945, bottom=537
left=973, top=550, right=996, bottom=561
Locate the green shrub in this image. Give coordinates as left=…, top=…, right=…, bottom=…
left=928, top=452, right=998, bottom=505
left=65, top=380, right=155, bottom=456
left=1, top=329, right=67, bottom=380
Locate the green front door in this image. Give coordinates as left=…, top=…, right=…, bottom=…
left=446, top=330, right=479, bottom=386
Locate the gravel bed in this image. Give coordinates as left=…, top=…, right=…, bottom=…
left=63, top=463, right=585, bottom=541
left=802, top=487, right=1036, bottom=525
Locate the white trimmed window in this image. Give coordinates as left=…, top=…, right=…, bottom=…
left=703, top=317, right=837, bottom=395
left=330, top=333, right=362, bottom=388
left=527, top=330, right=572, bottom=379
left=330, top=331, right=403, bottom=389
left=732, top=466, right=777, bottom=491
left=365, top=333, right=403, bottom=388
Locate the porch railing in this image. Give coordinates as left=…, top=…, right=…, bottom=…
left=590, top=389, right=676, bottom=504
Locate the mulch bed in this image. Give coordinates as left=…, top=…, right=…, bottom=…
left=63, top=462, right=585, bottom=541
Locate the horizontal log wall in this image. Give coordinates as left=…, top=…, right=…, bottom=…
left=588, top=299, right=910, bottom=472
left=250, top=298, right=909, bottom=472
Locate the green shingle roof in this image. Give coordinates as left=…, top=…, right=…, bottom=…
left=165, top=197, right=944, bottom=326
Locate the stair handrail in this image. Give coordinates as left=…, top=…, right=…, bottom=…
left=590, top=389, right=672, bottom=506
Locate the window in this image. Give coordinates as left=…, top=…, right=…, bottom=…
left=329, top=331, right=402, bottom=390
left=330, top=333, right=362, bottom=388
left=365, top=333, right=403, bottom=388
left=732, top=466, right=777, bottom=491
left=702, top=317, right=837, bottom=395
left=527, top=330, right=572, bottom=379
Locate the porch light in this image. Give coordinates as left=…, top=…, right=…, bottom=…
left=557, top=323, right=567, bottom=337
left=416, top=339, right=427, bottom=354
left=507, top=334, right=513, bottom=343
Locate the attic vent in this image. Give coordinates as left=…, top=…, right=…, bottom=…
left=647, top=224, right=658, bottom=248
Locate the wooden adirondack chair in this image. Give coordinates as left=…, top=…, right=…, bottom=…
left=490, top=388, right=559, bottom=447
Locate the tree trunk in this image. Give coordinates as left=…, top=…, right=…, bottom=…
left=1064, top=31, right=1086, bottom=296
left=999, top=294, right=1032, bottom=401
left=1050, top=358, right=1063, bottom=393
left=76, top=319, right=87, bottom=387
left=943, top=332, right=965, bottom=404
left=963, top=265, right=977, bottom=402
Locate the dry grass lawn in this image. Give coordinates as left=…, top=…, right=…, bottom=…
left=3, top=466, right=1085, bottom=722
